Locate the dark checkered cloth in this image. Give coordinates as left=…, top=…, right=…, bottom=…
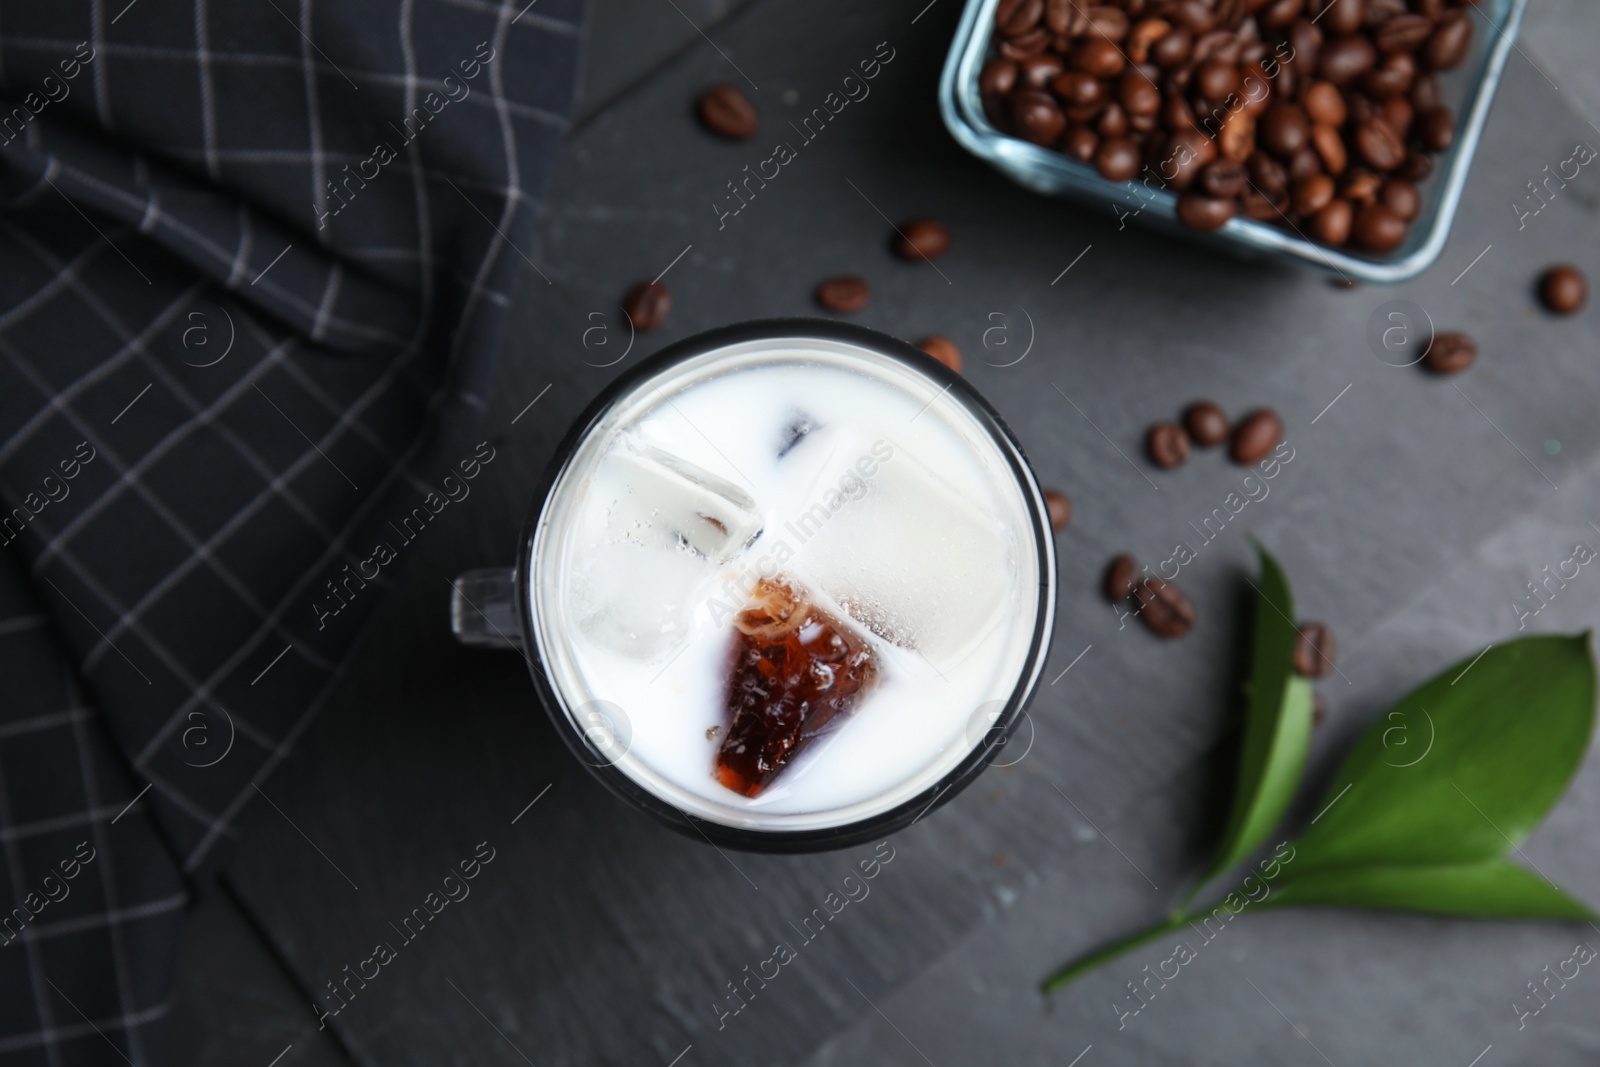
left=0, top=2, right=579, bottom=1062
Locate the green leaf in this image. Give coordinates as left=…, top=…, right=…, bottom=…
left=1192, top=545, right=1315, bottom=890
left=1287, top=635, right=1596, bottom=878
left=1260, top=858, right=1596, bottom=921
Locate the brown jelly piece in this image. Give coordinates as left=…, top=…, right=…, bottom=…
left=714, top=578, right=879, bottom=798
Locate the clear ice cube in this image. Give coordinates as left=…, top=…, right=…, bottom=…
left=571, top=434, right=763, bottom=658
left=788, top=433, right=1013, bottom=667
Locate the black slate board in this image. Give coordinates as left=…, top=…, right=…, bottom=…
left=218, top=0, right=1600, bottom=1064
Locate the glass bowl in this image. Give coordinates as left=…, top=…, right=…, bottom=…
left=938, top=0, right=1529, bottom=283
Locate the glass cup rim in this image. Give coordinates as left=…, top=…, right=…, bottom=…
left=513, top=318, right=1059, bottom=853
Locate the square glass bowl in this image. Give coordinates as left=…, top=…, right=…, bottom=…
left=938, top=0, right=1529, bottom=283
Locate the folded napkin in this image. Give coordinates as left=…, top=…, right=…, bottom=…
left=0, top=2, right=579, bottom=1062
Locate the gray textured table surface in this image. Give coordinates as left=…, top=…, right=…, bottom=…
left=170, top=1, right=1600, bottom=1065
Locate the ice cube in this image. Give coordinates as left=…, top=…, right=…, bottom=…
left=715, top=577, right=879, bottom=797
left=607, top=434, right=762, bottom=559
left=788, top=433, right=1014, bottom=667
left=570, top=434, right=763, bottom=659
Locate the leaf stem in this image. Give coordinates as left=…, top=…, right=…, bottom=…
left=1041, top=911, right=1200, bottom=994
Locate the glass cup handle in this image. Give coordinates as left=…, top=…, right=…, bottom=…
left=449, top=568, right=524, bottom=649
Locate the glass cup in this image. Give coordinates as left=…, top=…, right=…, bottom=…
left=451, top=319, right=1057, bottom=852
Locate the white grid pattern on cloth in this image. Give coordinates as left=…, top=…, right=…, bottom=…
left=0, top=0, right=580, bottom=1062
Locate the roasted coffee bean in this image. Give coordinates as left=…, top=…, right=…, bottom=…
left=1379, top=178, right=1420, bottom=219
left=1311, top=121, right=1348, bottom=173
left=1104, top=554, right=1139, bottom=602
left=1193, top=28, right=1240, bottom=65
left=1075, top=37, right=1127, bottom=77
left=1242, top=190, right=1284, bottom=220
left=1353, top=200, right=1407, bottom=251
left=1098, top=102, right=1131, bottom=138
left=1197, top=58, right=1242, bottom=101
left=1362, top=51, right=1415, bottom=98
left=1316, top=0, right=1366, bottom=36
left=1319, top=35, right=1376, bottom=84
left=917, top=334, right=963, bottom=371
left=1261, top=0, right=1306, bottom=29
left=1135, top=577, right=1196, bottom=638
left=1293, top=173, right=1337, bottom=216
left=624, top=281, right=671, bottom=330
left=894, top=219, right=952, bottom=262
left=1045, top=0, right=1076, bottom=35
left=1287, top=145, right=1323, bottom=182
left=1364, top=0, right=1406, bottom=26
left=1128, top=17, right=1172, bottom=63
left=1166, top=128, right=1218, bottom=188
left=1289, top=18, right=1324, bottom=74
left=1414, top=0, right=1443, bottom=17
left=1096, top=137, right=1142, bottom=181
left=1183, top=400, right=1231, bottom=446
left=1217, top=109, right=1257, bottom=163
left=1354, top=117, right=1406, bottom=170
left=1164, top=92, right=1198, bottom=132
left=1259, top=102, right=1310, bottom=159
left=1119, top=70, right=1163, bottom=116
left=1009, top=90, right=1066, bottom=145
left=698, top=84, right=759, bottom=139
left=1170, top=0, right=1217, bottom=32
left=1422, top=331, right=1476, bottom=374
left=1340, top=168, right=1382, bottom=202
left=1063, top=125, right=1100, bottom=160
left=1311, top=198, right=1353, bottom=244
left=980, top=58, right=1020, bottom=97
left=1240, top=61, right=1275, bottom=115
left=1375, top=13, right=1434, bottom=52
left=1303, top=81, right=1347, bottom=126
left=815, top=276, right=871, bottom=313
left=1416, top=105, right=1454, bottom=151
left=998, top=0, right=1044, bottom=36
left=1044, top=489, right=1073, bottom=530
left=1019, top=53, right=1065, bottom=89
left=1147, top=421, right=1193, bottom=467
left=1087, top=5, right=1131, bottom=41
left=1538, top=265, right=1587, bottom=315
left=1230, top=408, right=1283, bottom=463
left=1398, top=148, right=1433, bottom=181
left=1424, top=9, right=1473, bottom=70
left=998, top=27, right=1050, bottom=58
left=1052, top=69, right=1106, bottom=108
left=1293, top=621, right=1338, bottom=677
left=1177, top=192, right=1238, bottom=230
left=1378, top=96, right=1414, bottom=138
left=1249, top=150, right=1289, bottom=194
left=1199, top=158, right=1249, bottom=198
left=1152, top=26, right=1194, bottom=67
left=1410, top=71, right=1442, bottom=111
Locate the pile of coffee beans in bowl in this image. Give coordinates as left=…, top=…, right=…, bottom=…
left=980, top=0, right=1475, bottom=252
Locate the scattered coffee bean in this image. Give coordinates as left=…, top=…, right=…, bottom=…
left=1183, top=400, right=1230, bottom=447
left=1135, top=577, right=1195, bottom=638
left=697, top=84, right=759, bottom=140
left=1230, top=408, right=1283, bottom=464
left=917, top=334, right=963, bottom=371
left=623, top=281, right=671, bottom=330
left=1044, top=489, right=1073, bottom=530
left=1147, top=421, right=1192, bottom=468
left=1104, top=554, right=1139, bottom=602
left=1293, top=621, right=1337, bottom=678
left=1538, top=265, right=1587, bottom=315
left=815, top=276, right=871, bottom=313
left=978, top=0, right=1472, bottom=252
left=894, top=219, right=952, bottom=262
left=1422, top=331, right=1475, bottom=374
